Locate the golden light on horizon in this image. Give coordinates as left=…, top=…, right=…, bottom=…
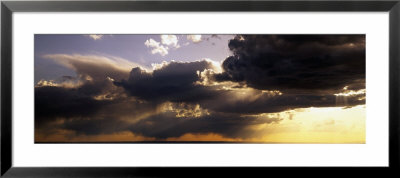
left=35, top=105, right=366, bottom=143
left=250, top=105, right=366, bottom=143
left=34, top=34, right=366, bottom=143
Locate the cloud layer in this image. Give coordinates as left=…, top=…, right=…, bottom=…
left=215, top=35, right=365, bottom=94
left=35, top=35, right=366, bottom=142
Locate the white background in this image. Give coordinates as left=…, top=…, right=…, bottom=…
left=13, top=12, right=389, bottom=167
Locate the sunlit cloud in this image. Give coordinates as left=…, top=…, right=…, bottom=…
left=36, top=79, right=59, bottom=87
left=334, top=86, right=366, bottom=106
left=35, top=78, right=84, bottom=89
left=144, top=38, right=169, bottom=56
left=85, top=34, right=104, bottom=41
left=187, top=35, right=202, bottom=43
left=334, top=86, right=366, bottom=96
left=161, top=35, right=180, bottom=48
left=151, top=60, right=171, bottom=71
left=164, top=102, right=210, bottom=118
left=35, top=34, right=366, bottom=143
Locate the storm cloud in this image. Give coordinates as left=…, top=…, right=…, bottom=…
left=201, top=91, right=365, bottom=114
left=35, top=54, right=153, bottom=128
left=35, top=35, right=366, bottom=142
left=126, top=111, right=281, bottom=139
left=115, top=60, right=221, bottom=103
left=215, top=35, right=365, bottom=94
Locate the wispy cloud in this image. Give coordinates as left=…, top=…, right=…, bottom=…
left=43, top=54, right=144, bottom=81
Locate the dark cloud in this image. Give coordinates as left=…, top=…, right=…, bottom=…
left=115, top=60, right=221, bottom=102
left=59, top=110, right=279, bottom=139
left=61, top=117, right=128, bottom=135
left=35, top=35, right=366, bottom=142
left=214, top=35, right=365, bottom=94
left=36, top=54, right=134, bottom=126
left=35, top=55, right=137, bottom=129
left=34, top=81, right=162, bottom=129
left=200, top=92, right=365, bottom=114
left=126, top=111, right=280, bottom=139
left=35, top=86, right=109, bottom=127
left=35, top=83, right=161, bottom=136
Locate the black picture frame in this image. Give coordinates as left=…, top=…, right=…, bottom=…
left=1, top=0, right=399, bottom=177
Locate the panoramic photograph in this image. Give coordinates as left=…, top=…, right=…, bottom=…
left=34, top=34, right=366, bottom=143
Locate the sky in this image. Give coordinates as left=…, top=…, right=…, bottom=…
left=34, top=34, right=366, bottom=143
left=34, top=34, right=233, bottom=84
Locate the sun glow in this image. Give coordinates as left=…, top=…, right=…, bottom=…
left=251, top=105, right=366, bottom=143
